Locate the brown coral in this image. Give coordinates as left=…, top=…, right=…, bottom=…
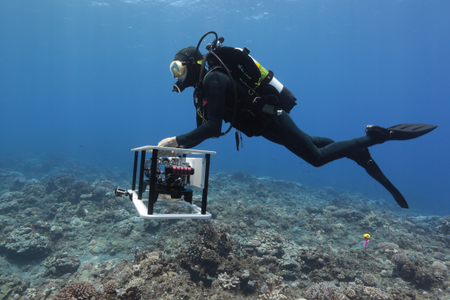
left=118, top=286, right=141, bottom=300
left=363, top=274, right=378, bottom=287
left=52, top=281, right=95, bottom=300
left=344, top=287, right=356, bottom=298
left=201, top=248, right=221, bottom=264
left=391, top=253, right=409, bottom=266
left=184, top=224, right=234, bottom=277
left=103, top=280, right=118, bottom=295
left=361, top=286, right=390, bottom=300
left=302, top=281, right=349, bottom=300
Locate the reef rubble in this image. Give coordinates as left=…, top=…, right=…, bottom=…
left=0, top=154, right=450, bottom=300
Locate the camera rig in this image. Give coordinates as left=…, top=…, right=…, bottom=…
left=114, top=146, right=216, bottom=219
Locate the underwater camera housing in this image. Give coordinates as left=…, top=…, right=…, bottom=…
left=114, top=146, right=216, bottom=219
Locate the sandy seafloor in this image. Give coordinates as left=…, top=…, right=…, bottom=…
left=1, top=151, right=449, bottom=300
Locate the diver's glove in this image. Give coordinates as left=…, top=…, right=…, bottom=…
left=157, top=137, right=178, bottom=156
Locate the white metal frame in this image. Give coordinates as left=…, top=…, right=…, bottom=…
left=129, top=146, right=216, bottom=220
left=129, top=189, right=212, bottom=220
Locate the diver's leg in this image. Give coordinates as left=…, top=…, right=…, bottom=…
left=262, top=111, right=379, bottom=167
left=264, top=128, right=335, bottom=152
left=347, top=148, right=409, bottom=208
left=315, top=135, right=377, bottom=164
left=262, top=112, right=410, bottom=208
left=309, top=136, right=335, bottom=148
left=262, top=113, right=325, bottom=166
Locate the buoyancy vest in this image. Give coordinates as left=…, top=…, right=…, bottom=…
left=193, top=31, right=298, bottom=143
left=205, top=46, right=297, bottom=114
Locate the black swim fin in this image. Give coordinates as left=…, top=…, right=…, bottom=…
left=366, top=123, right=437, bottom=143
left=387, top=123, right=437, bottom=140
left=348, top=148, right=409, bottom=209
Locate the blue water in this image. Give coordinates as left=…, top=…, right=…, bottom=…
left=1, top=0, right=449, bottom=215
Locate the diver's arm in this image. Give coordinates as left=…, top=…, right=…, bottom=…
left=176, top=72, right=230, bottom=148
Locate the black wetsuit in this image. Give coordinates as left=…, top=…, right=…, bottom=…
left=176, top=70, right=379, bottom=167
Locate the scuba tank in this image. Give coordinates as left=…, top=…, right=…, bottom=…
left=193, top=31, right=297, bottom=146
left=205, top=44, right=297, bottom=113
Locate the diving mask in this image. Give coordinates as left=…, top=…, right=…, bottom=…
left=170, top=60, right=189, bottom=93
left=169, top=60, right=187, bottom=79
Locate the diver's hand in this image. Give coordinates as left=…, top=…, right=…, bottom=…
left=157, top=137, right=178, bottom=156
left=158, top=136, right=178, bottom=148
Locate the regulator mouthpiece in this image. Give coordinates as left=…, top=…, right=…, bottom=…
left=172, top=80, right=185, bottom=93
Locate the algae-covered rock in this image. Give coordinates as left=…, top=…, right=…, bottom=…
left=1, top=226, right=50, bottom=258
left=0, top=282, right=14, bottom=300
left=44, top=252, right=81, bottom=277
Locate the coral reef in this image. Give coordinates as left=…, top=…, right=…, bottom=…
left=258, top=276, right=290, bottom=299
left=103, top=280, right=118, bottom=294
left=182, top=223, right=235, bottom=282
left=391, top=253, right=409, bottom=266
left=44, top=252, right=81, bottom=277
left=1, top=155, right=450, bottom=299
left=52, top=281, right=95, bottom=300
left=1, top=226, right=50, bottom=258
left=303, top=281, right=348, bottom=300
left=213, top=272, right=240, bottom=289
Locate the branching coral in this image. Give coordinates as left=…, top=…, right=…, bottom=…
left=216, top=272, right=240, bottom=289
left=52, top=281, right=95, bottom=300
left=302, top=281, right=348, bottom=300
left=258, top=276, right=289, bottom=300
left=103, top=280, right=118, bottom=295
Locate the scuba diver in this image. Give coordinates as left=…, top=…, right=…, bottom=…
left=158, top=31, right=437, bottom=209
